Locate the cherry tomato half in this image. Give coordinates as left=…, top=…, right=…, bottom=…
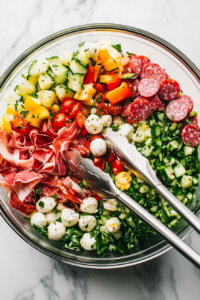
left=86, top=135, right=103, bottom=152
left=112, top=159, right=123, bottom=175
left=126, top=116, right=139, bottom=125
left=95, top=92, right=106, bottom=103
left=52, top=113, right=72, bottom=132
left=13, top=116, right=30, bottom=135
left=75, top=111, right=86, bottom=129
left=80, top=127, right=87, bottom=136
left=61, top=99, right=76, bottom=114
left=81, top=106, right=89, bottom=116
left=69, top=102, right=83, bottom=118
left=107, top=103, right=123, bottom=116
left=94, top=157, right=106, bottom=171
left=97, top=103, right=108, bottom=116
left=108, top=152, right=116, bottom=164
left=94, top=83, right=105, bottom=92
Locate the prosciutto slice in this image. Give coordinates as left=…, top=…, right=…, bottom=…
left=9, top=191, right=35, bottom=214
left=8, top=130, right=26, bottom=149
left=40, top=118, right=58, bottom=139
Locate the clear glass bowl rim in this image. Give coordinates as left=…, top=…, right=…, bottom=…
left=0, top=23, right=200, bottom=269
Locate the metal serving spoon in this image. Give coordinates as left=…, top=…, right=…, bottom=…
left=65, top=129, right=200, bottom=267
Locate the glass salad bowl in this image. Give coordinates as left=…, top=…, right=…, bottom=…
left=0, top=24, right=199, bottom=269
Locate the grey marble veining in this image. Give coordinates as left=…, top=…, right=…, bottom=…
left=0, top=0, right=200, bottom=299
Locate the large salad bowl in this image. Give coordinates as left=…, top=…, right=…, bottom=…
left=0, top=24, right=199, bottom=269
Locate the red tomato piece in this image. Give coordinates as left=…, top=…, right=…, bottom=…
left=83, top=66, right=95, bottom=84
left=107, top=77, right=121, bottom=91
left=94, top=157, right=106, bottom=171
left=94, top=195, right=102, bottom=201
left=108, top=152, right=116, bottom=164
left=94, top=83, right=105, bottom=92
left=91, top=134, right=103, bottom=142
left=126, top=116, right=139, bottom=125
left=107, top=103, right=123, bottom=116
left=75, top=111, right=86, bottom=128
left=80, top=127, right=87, bottom=136
left=112, top=159, right=123, bottom=175
left=97, top=103, right=109, bottom=116
left=86, top=139, right=91, bottom=151
left=81, top=106, right=89, bottom=116
left=52, top=113, right=72, bottom=132
left=95, top=92, right=106, bottom=103
left=13, top=116, right=30, bottom=135
left=61, top=99, right=76, bottom=114
left=69, top=102, right=83, bottom=118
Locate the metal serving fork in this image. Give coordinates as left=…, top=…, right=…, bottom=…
left=66, top=128, right=200, bottom=267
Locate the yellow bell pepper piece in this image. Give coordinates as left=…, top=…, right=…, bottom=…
left=33, top=106, right=50, bottom=120
left=25, top=111, right=42, bottom=128
left=2, top=114, right=14, bottom=134
left=98, top=49, right=111, bottom=63
left=37, top=90, right=56, bottom=107
left=115, top=172, right=132, bottom=190
left=81, top=98, right=95, bottom=106
left=24, top=96, right=41, bottom=111
left=94, top=58, right=102, bottom=82
left=99, top=75, right=119, bottom=83
left=103, top=58, right=118, bottom=72
left=6, top=106, right=20, bottom=117
left=74, top=84, right=96, bottom=101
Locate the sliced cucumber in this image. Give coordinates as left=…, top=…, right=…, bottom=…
left=139, top=185, right=149, bottom=193
left=181, top=175, right=193, bottom=189
left=49, top=58, right=68, bottom=84
left=192, top=177, right=199, bottom=185
left=77, top=47, right=91, bottom=65
left=163, top=166, right=174, bottom=180
left=109, top=244, right=117, bottom=251
left=67, top=74, right=84, bottom=92
left=167, top=140, right=179, bottom=152
left=70, top=60, right=87, bottom=74
left=126, top=216, right=136, bottom=228
left=55, top=84, right=75, bottom=101
left=59, top=50, right=73, bottom=66
left=100, top=215, right=107, bottom=225
left=169, top=156, right=176, bottom=165
left=157, top=112, right=165, bottom=121
left=169, top=122, right=177, bottom=131
left=184, top=146, right=195, bottom=156
left=14, top=80, right=36, bottom=99
left=118, top=212, right=129, bottom=219
left=121, top=73, right=136, bottom=79
left=174, top=163, right=186, bottom=178
left=5, top=91, right=23, bottom=104
left=151, top=125, right=161, bottom=136
left=82, top=42, right=100, bottom=61
left=113, top=230, right=122, bottom=240
left=38, top=73, right=55, bottom=90
left=141, top=145, right=154, bottom=157
left=28, top=59, right=50, bottom=77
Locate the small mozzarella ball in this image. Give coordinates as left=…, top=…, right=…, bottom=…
left=80, top=197, right=98, bottom=214
left=101, top=115, right=112, bottom=127
left=103, top=199, right=118, bottom=211
left=105, top=217, right=121, bottom=233
left=56, top=203, right=66, bottom=211
left=48, top=221, right=66, bottom=241
left=85, top=114, right=103, bottom=134
left=79, top=215, right=97, bottom=232
left=61, top=208, right=79, bottom=227
left=36, top=197, right=57, bottom=213
left=90, top=138, right=107, bottom=156
left=46, top=211, right=61, bottom=225
left=113, top=116, right=124, bottom=126
left=31, top=212, right=47, bottom=227
left=90, top=107, right=97, bottom=114
left=118, top=124, right=134, bottom=140
left=80, top=233, right=96, bottom=250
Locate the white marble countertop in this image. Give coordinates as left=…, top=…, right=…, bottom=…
left=0, top=0, right=200, bottom=299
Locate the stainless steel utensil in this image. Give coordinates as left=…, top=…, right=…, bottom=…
left=66, top=146, right=200, bottom=268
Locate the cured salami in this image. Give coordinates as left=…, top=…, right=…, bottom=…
left=145, top=95, right=161, bottom=111
left=158, top=99, right=167, bottom=111
left=124, top=54, right=142, bottom=78
left=180, top=115, right=198, bottom=131
left=166, top=98, right=188, bottom=121
left=140, top=63, right=166, bottom=83
left=181, top=125, right=200, bottom=146
left=179, top=95, right=193, bottom=113
left=121, top=99, right=131, bottom=117
left=138, top=55, right=151, bottom=68
left=158, top=79, right=181, bottom=101
left=124, top=79, right=140, bottom=98
left=130, top=99, right=152, bottom=121
left=138, top=76, right=159, bottom=98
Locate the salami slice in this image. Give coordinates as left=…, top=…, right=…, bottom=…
left=158, top=79, right=181, bottom=101
left=181, top=125, right=200, bottom=146
left=138, top=55, right=151, bottom=68
left=123, top=79, right=140, bottom=98
left=138, top=76, right=160, bottom=98
left=130, top=99, right=152, bottom=121
left=179, top=95, right=193, bottom=113
left=145, top=95, right=161, bottom=111
left=180, top=116, right=198, bottom=131
left=121, top=99, right=131, bottom=117
left=124, top=54, right=142, bottom=79
left=141, top=63, right=166, bottom=83
left=158, top=99, right=167, bottom=111
left=166, top=98, right=188, bottom=121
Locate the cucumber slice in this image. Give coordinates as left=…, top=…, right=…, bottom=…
left=163, top=166, right=174, bottom=180
left=113, top=230, right=122, bottom=240
left=141, top=145, right=154, bottom=157
left=109, top=244, right=117, bottom=251
left=55, top=84, right=75, bottom=101
left=121, top=73, right=136, bottom=79
left=151, top=125, right=161, bottom=136
left=189, top=111, right=198, bottom=117
left=152, top=148, right=161, bottom=156
left=38, top=73, right=55, bottom=90
left=82, top=43, right=100, bottom=61
left=184, top=146, right=195, bottom=156
left=169, top=122, right=177, bottom=131
left=153, top=137, right=162, bottom=147
left=100, top=215, right=107, bottom=225
left=167, top=140, right=179, bottom=152
left=49, top=58, right=68, bottom=84
left=5, top=91, right=23, bottom=104
left=118, top=212, right=129, bottom=219
left=67, top=74, right=84, bottom=92
left=174, top=163, right=186, bottom=178
left=181, top=175, right=193, bottom=188
left=157, top=120, right=166, bottom=127
left=150, top=206, right=159, bottom=213
left=59, top=50, right=73, bottom=66
left=28, top=59, right=50, bottom=77
left=169, top=156, right=176, bottom=165
left=14, top=80, right=36, bottom=99
left=77, top=47, right=91, bottom=65
left=139, top=185, right=149, bottom=193
left=157, top=112, right=165, bottom=121
left=192, top=177, right=199, bottom=185
left=126, top=216, right=136, bottom=228
left=70, top=60, right=87, bottom=74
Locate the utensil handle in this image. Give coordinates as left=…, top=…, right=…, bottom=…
left=155, top=184, right=200, bottom=233
left=117, top=192, right=200, bottom=268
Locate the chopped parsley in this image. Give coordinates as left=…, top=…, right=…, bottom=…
left=35, top=188, right=42, bottom=195
left=16, top=126, right=22, bottom=130
left=112, top=44, right=122, bottom=53
left=52, top=194, right=58, bottom=200
left=79, top=42, right=85, bottom=47
left=78, top=181, right=83, bottom=189
left=70, top=182, right=73, bottom=187
left=82, top=180, right=89, bottom=188
left=171, top=115, right=175, bottom=120
left=126, top=51, right=133, bottom=57
left=39, top=201, right=45, bottom=208
left=104, top=161, right=111, bottom=173
left=32, top=92, right=38, bottom=98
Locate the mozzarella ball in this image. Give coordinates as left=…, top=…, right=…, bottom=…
left=61, top=208, right=79, bottom=227
left=90, top=107, right=97, bottom=114
left=103, top=199, right=118, bottom=211
left=113, top=116, right=124, bottom=126
left=80, top=233, right=96, bottom=250
left=79, top=215, right=97, bottom=232
left=101, top=115, right=112, bottom=127
left=80, top=197, right=98, bottom=214
left=85, top=114, right=103, bottom=134
left=46, top=211, right=61, bottom=225
left=90, top=138, right=107, bottom=156
left=56, top=203, right=66, bottom=211
left=31, top=212, right=47, bottom=227
left=118, top=124, right=134, bottom=140
left=36, top=197, right=57, bottom=213
left=105, top=217, right=121, bottom=233
left=48, top=221, right=66, bottom=241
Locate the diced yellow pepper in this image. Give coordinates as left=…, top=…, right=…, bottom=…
left=99, top=75, right=119, bottom=83
left=94, top=58, right=102, bottom=82
left=6, top=106, right=20, bottom=117
left=37, top=90, right=56, bottom=107
left=0, top=117, right=3, bottom=129
left=74, top=84, right=96, bottom=101
left=2, top=114, right=14, bottom=134
left=115, top=172, right=132, bottom=190
left=98, top=49, right=111, bottom=63
left=25, top=111, right=42, bottom=128
left=33, top=106, right=50, bottom=120
left=81, top=98, right=95, bottom=106
left=103, top=58, right=118, bottom=72
left=24, top=96, right=41, bottom=111
left=50, top=104, right=60, bottom=113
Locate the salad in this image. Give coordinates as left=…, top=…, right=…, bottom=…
left=0, top=40, right=199, bottom=256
